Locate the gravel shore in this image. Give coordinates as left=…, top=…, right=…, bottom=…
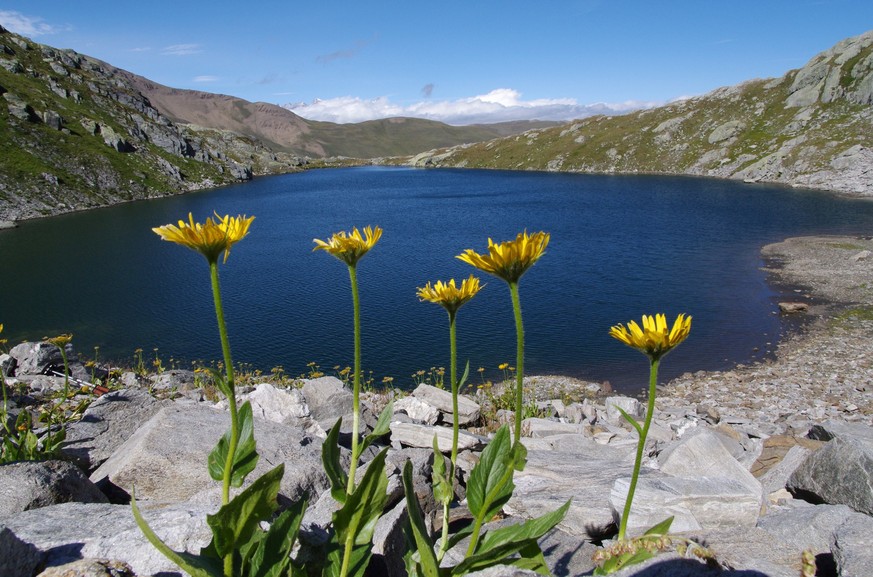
left=656, top=235, right=873, bottom=432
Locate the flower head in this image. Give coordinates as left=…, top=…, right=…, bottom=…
left=609, top=313, right=692, bottom=361
left=44, top=334, right=73, bottom=348
left=152, top=213, right=254, bottom=264
left=417, top=274, right=483, bottom=315
left=313, top=225, right=382, bottom=267
left=457, top=230, right=549, bottom=284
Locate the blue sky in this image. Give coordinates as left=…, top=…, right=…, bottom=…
left=2, top=1, right=871, bottom=124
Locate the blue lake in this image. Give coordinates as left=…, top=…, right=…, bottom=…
left=2, top=167, right=873, bottom=393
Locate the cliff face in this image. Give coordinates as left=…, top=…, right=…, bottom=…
left=0, top=26, right=307, bottom=221
left=411, top=31, right=873, bottom=197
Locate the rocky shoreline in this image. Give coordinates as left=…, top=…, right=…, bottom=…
left=1, top=235, right=872, bottom=577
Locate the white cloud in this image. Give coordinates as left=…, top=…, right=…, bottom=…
left=284, top=88, right=659, bottom=125
left=0, top=10, right=67, bottom=36
left=161, top=43, right=202, bottom=56
left=193, top=75, right=219, bottom=82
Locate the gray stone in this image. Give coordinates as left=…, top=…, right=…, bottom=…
left=9, top=341, right=73, bottom=376
left=659, top=427, right=763, bottom=497
left=757, top=502, right=855, bottom=554
left=610, top=474, right=762, bottom=534
left=759, top=445, right=813, bottom=498
left=807, top=419, right=873, bottom=442
left=371, top=500, right=408, bottom=577
left=301, top=376, right=353, bottom=429
left=0, top=353, right=14, bottom=376
left=0, top=502, right=211, bottom=577
left=238, top=383, right=323, bottom=437
left=832, top=512, right=873, bottom=577
left=89, top=404, right=328, bottom=506
left=63, top=388, right=171, bottom=472
left=393, top=395, right=440, bottom=425
left=36, top=558, right=136, bottom=577
left=605, top=396, right=641, bottom=423
left=505, top=447, right=634, bottom=538
left=389, top=421, right=483, bottom=453
left=148, top=369, right=196, bottom=393
left=412, top=383, right=480, bottom=425
left=787, top=435, right=873, bottom=514
left=0, top=461, right=107, bottom=520
left=521, top=417, right=587, bottom=438
left=692, top=526, right=804, bottom=577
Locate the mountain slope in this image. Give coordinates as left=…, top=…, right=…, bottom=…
left=409, top=31, right=873, bottom=196
left=0, top=26, right=306, bottom=221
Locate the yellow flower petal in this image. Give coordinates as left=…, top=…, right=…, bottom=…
left=313, top=225, right=382, bottom=267
left=457, top=230, right=549, bottom=284
left=609, top=313, right=692, bottom=360
left=153, top=212, right=254, bottom=264
left=416, top=275, right=483, bottom=315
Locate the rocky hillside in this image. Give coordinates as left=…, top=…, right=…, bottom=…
left=409, top=31, right=873, bottom=196
left=0, top=26, right=315, bottom=222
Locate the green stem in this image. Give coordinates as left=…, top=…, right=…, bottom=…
left=508, top=282, right=524, bottom=444
left=346, top=264, right=362, bottom=495
left=58, top=346, right=69, bottom=401
left=618, top=357, right=659, bottom=540
left=438, top=310, right=459, bottom=558
left=209, top=261, right=239, bottom=577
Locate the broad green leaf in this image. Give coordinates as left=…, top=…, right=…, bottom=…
left=477, top=499, right=569, bottom=553
left=643, top=515, right=674, bottom=536
left=322, top=417, right=349, bottom=504
left=248, top=497, right=307, bottom=577
left=207, top=401, right=260, bottom=487
left=466, top=425, right=514, bottom=522
left=206, top=464, right=284, bottom=558
left=131, top=489, right=223, bottom=577
left=510, top=438, right=527, bottom=472
left=431, top=436, right=452, bottom=506
left=614, top=405, right=643, bottom=437
left=360, top=400, right=393, bottom=454
left=330, top=448, right=390, bottom=577
left=402, top=459, right=440, bottom=577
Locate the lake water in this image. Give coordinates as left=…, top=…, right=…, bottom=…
left=2, top=167, right=873, bottom=393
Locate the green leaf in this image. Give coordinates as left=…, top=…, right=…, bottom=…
left=402, top=459, right=441, bottom=577
left=207, top=401, right=260, bottom=487
left=328, top=448, right=390, bottom=577
left=510, top=438, right=527, bottom=472
left=209, top=367, right=234, bottom=399
left=643, top=515, right=674, bottom=536
left=614, top=405, right=643, bottom=437
left=322, top=417, right=349, bottom=504
left=466, top=425, right=514, bottom=522
left=360, top=400, right=393, bottom=455
left=431, top=436, right=452, bottom=506
left=457, top=361, right=470, bottom=391
left=131, top=489, right=223, bottom=577
left=247, top=497, right=307, bottom=577
left=454, top=500, right=569, bottom=575
left=206, top=464, right=284, bottom=558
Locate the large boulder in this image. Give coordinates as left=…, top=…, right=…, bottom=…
left=0, top=461, right=107, bottom=520
left=787, top=435, right=873, bottom=514
left=832, top=512, right=873, bottom=577
left=0, top=502, right=211, bottom=577
left=300, top=376, right=353, bottom=430
left=89, top=404, right=328, bottom=506
left=62, top=388, right=172, bottom=471
left=412, top=383, right=480, bottom=425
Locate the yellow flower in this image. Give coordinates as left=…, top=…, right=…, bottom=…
left=45, top=334, right=73, bottom=348
left=609, top=313, right=692, bottom=361
left=152, top=212, right=254, bottom=264
left=498, top=362, right=509, bottom=370
left=457, top=230, right=550, bottom=284
left=416, top=275, right=483, bottom=315
left=313, top=225, right=382, bottom=266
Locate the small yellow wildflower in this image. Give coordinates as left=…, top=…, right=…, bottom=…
left=313, top=225, right=382, bottom=266
left=45, top=334, right=73, bottom=348
left=498, top=362, right=509, bottom=370
left=417, top=274, right=483, bottom=315
left=152, top=212, right=254, bottom=264
left=457, top=230, right=550, bottom=284
left=609, top=313, right=692, bottom=361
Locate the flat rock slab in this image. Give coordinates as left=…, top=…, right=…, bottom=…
left=505, top=447, right=633, bottom=538
left=0, top=502, right=212, bottom=577
left=390, top=421, right=484, bottom=453
left=412, top=383, right=480, bottom=425
left=610, top=474, right=762, bottom=533
left=90, top=404, right=328, bottom=505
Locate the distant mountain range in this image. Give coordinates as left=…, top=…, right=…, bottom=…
left=1, top=26, right=871, bottom=222
left=407, top=31, right=873, bottom=197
